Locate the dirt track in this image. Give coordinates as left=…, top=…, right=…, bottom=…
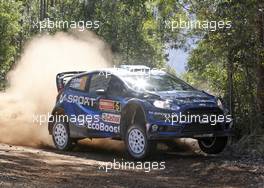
left=0, top=140, right=263, bottom=188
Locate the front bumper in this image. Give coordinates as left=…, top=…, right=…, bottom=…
left=146, top=107, right=234, bottom=140
left=147, top=126, right=234, bottom=140
left=146, top=121, right=234, bottom=140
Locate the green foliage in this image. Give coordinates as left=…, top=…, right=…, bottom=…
left=0, top=0, right=186, bottom=82
left=93, top=0, right=162, bottom=67
left=0, top=0, right=188, bottom=91
left=0, top=1, right=22, bottom=89
left=185, top=41, right=227, bottom=95
left=185, top=0, right=263, bottom=137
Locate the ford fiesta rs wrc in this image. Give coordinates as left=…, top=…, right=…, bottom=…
left=48, top=65, right=233, bottom=160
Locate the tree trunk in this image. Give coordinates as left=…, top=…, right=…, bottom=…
left=256, top=64, right=264, bottom=116
left=227, top=52, right=234, bottom=117
left=40, top=0, right=44, bottom=20
left=257, top=2, right=264, bottom=126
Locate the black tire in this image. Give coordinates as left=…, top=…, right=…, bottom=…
left=198, top=136, right=228, bottom=154
left=125, top=124, right=156, bottom=160
left=52, top=121, right=73, bottom=151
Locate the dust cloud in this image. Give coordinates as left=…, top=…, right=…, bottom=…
left=0, top=30, right=112, bottom=147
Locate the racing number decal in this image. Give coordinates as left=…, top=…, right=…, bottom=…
left=114, top=101, right=120, bottom=111
left=99, top=99, right=121, bottom=112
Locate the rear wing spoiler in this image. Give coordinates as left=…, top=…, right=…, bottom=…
left=56, top=71, right=85, bottom=92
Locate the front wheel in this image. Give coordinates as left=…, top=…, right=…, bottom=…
left=52, top=121, right=73, bottom=151
left=198, top=136, right=228, bottom=154
left=125, top=124, right=156, bottom=160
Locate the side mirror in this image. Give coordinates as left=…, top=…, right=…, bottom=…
left=96, top=89, right=106, bottom=96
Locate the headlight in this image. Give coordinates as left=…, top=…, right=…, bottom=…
left=153, top=100, right=171, bottom=109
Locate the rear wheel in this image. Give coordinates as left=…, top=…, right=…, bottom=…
left=52, top=121, right=73, bottom=151
left=198, top=136, right=228, bottom=154
left=125, top=124, right=156, bottom=160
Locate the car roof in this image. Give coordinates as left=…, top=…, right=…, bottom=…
left=70, top=67, right=167, bottom=82
left=120, top=65, right=150, bottom=70
left=95, top=68, right=167, bottom=77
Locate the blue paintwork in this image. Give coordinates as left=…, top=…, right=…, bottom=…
left=51, top=70, right=233, bottom=140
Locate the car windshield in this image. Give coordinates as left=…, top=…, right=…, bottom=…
left=121, top=73, right=194, bottom=92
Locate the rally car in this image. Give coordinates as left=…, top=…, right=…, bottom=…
left=48, top=65, right=233, bottom=159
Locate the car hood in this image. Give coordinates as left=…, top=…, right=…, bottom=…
left=152, top=90, right=216, bottom=105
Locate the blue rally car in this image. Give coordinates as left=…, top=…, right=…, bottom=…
left=48, top=65, right=233, bottom=159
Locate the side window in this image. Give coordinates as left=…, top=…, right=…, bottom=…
left=89, top=73, right=111, bottom=93
left=107, top=77, right=126, bottom=96
left=69, top=75, right=89, bottom=91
